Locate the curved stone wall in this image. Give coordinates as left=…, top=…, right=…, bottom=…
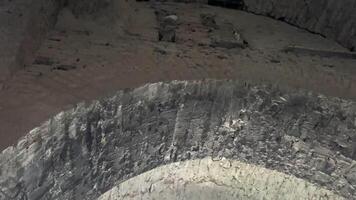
left=98, top=158, right=343, bottom=200
left=242, top=0, right=356, bottom=51
left=1, top=80, right=356, bottom=199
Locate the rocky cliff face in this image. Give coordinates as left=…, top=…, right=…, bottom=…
left=242, top=0, right=356, bottom=51
left=1, top=80, right=356, bottom=199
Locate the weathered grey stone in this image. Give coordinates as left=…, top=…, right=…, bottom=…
left=345, top=162, right=356, bottom=186
left=200, top=13, right=218, bottom=29
left=209, top=22, right=248, bottom=49
left=156, top=9, right=178, bottom=42
left=1, top=80, right=356, bottom=199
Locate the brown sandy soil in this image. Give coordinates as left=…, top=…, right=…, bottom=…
left=0, top=2, right=356, bottom=150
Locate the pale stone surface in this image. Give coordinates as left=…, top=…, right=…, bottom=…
left=98, top=157, right=344, bottom=200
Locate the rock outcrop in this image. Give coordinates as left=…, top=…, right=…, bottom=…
left=0, top=0, right=62, bottom=83
left=241, top=0, right=356, bottom=51
left=0, top=0, right=120, bottom=83
left=1, top=80, right=356, bottom=199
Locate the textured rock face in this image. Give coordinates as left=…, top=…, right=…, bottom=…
left=98, top=158, right=343, bottom=200
left=0, top=0, right=115, bottom=82
left=0, top=0, right=62, bottom=82
left=65, top=0, right=112, bottom=17
left=1, top=80, right=356, bottom=199
left=242, top=0, right=356, bottom=51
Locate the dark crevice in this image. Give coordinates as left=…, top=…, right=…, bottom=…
left=208, top=0, right=245, bottom=9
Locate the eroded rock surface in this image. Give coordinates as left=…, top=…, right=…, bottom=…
left=0, top=0, right=62, bottom=82
left=1, top=80, right=356, bottom=199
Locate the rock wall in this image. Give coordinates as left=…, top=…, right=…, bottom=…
left=242, top=0, right=356, bottom=51
left=0, top=0, right=63, bottom=83
left=1, top=80, right=356, bottom=200
left=17, top=0, right=64, bottom=72
left=0, top=0, right=124, bottom=83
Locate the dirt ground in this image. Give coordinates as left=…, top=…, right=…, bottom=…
left=0, top=1, right=356, bottom=150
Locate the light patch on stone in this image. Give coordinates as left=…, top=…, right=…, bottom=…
left=69, top=119, right=78, bottom=139
left=45, top=148, right=52, bottom=159
left=97, top=157, right=343, bottom=200
left=221, top=119, right=246, bottom=132
left=135, top=83, right=161, bottom=101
